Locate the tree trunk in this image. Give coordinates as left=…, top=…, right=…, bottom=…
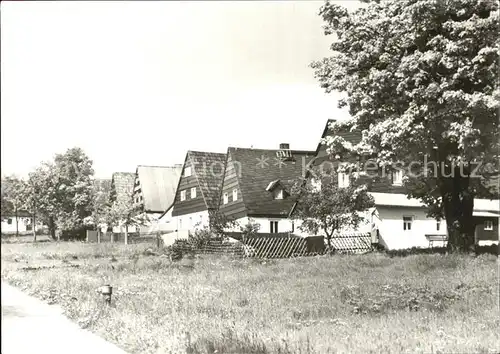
left=124, top=224, right=128, bottom=245
left=439, top=164, right=475, bottom=253
left=15, top=206, right=19, bottom=237
left=48, top=217, right=57, bottom=240
left=32, top=212, right=37, bottom=242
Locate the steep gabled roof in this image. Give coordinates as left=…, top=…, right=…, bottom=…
left=110, top=172, right=135, bottom=204
left=137, top=165, right=182, bottom=213
left=314, top=119, right=363, bottom=160
left=228, top=147, right=316, bottom=217
left=188, top=151, right=227, bottom=209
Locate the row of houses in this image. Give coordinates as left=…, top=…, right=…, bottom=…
left=113, top=119, right=499, bottom=250
left=3, top=119, right=498, bottom=249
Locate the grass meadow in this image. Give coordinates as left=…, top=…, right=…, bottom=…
left=1, top=239, right=499, bottom=354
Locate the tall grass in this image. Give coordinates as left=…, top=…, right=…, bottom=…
left=1, top=242, right=498, bottom=354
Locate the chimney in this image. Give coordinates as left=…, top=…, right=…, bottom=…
left=277, top=143, right=293, bottom=160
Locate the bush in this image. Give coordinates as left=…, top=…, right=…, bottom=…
left=189, top=228, right=214, bottom=248
left=168, top=239, right=195, bottom=261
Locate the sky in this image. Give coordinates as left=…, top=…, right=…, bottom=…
left=1, top=1, right=361, bottom=179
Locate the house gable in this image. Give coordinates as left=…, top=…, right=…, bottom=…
left=218, top=150, right=247, bottom=219
left=171, top=151, right=226, bottom=217
left=171, top=154, right=206, bottom=217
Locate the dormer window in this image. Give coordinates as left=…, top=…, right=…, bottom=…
left=184, top=166, right=192, bottom=177
left=274, top=189, right=284, bottom=200
left=392, top=169, right=403, bottom=186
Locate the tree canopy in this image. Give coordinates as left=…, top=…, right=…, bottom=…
left=291, top=176, right=375, bottom=248
left=23, top=147, right=95, bottom=239
left=312, top=0, right=499, bottom=251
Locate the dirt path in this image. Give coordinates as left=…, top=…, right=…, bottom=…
left=1, top=281, right=127, bottom=354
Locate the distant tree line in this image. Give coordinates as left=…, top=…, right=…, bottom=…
left=1, top=147, right=145, bottom=242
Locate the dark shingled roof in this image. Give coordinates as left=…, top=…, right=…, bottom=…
left=110, top=172, right=135, bottom=204
left=136, top=165, right=182, bottom=213
left=314, top=119, right=363, bottom=162
left=228, top=147, right=316, bottom=217
left=188, top=151, right=227, bottom=209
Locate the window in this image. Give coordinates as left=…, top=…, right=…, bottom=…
left=484, top=220, right=494, bottom=231
left=291, top=221, right=295, bottom=233
left=180, top=190, right=186, bottom=201
left=436, top=220, right=441, bottom=231
left=191, top=187, right=196, bottom=199
left=338, top=172, right=350, bottom=188
left=184, top=166, right=192, bottom=177
left=233, top=189, right=238, bottom=201
left=223, top=192, right=229, bottom=205
left=403, top=216, right=413, bottom=231
left=392, top=169, right=403, bottom=186
left=7, top=218, right=12, bottom=225
left=270, top=220, right=279, bottom=233
left=274, top=189, right=284, bottom=200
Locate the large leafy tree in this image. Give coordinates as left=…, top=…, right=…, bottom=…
left=291, top=176, right=375, bottom=248
left=24, top=148, right=95, bottom=239
left=312, top=0, right=499, bottom=252
left=2, top=175, right=25, bottom=236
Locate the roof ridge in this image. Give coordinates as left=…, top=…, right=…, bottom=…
left=228, top=146, right=316, bottom=153
left=188, top=150, right=226, bottom=155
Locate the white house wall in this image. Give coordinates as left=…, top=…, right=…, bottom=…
left=229, top=217, right=298, bottom=234
left=171, top=210, right=210, bottom=232
left=1, top=216, right=41, bottom=233
left=376, top=206, right=446, bottom=250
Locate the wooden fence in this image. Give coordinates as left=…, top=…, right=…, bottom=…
left=328, top=232, right=373, bottom=254
left=86, top=229, right=373, bottom=258
left=86, top=231, right=160, bottom=245
left=240, top=232, right=372, bottom=258
left=166, top=232, right=372, bottom=259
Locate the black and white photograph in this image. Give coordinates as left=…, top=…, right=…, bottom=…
left=1, top=0, right=499, bottom=353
